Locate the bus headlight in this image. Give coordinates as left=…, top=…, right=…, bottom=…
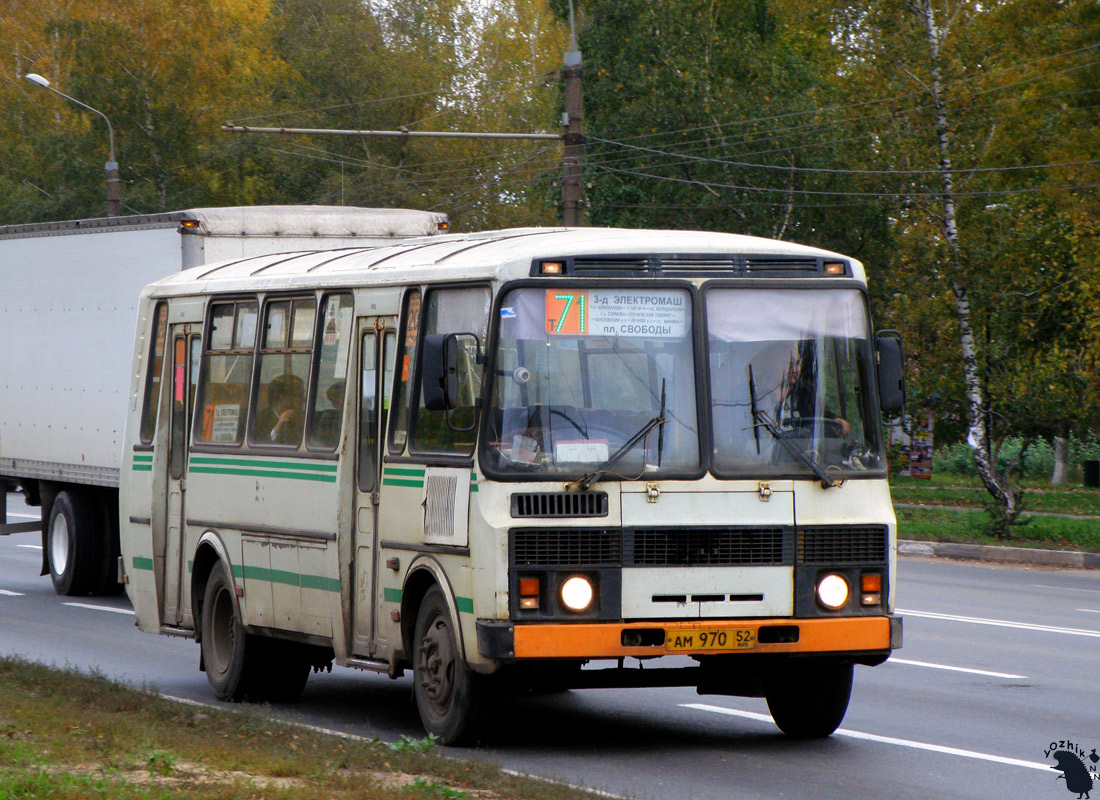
left=560, top=576, right=595, bottom=612
left=816, top=574, right=850, bottom=610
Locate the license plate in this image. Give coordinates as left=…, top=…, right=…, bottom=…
left=666, top=628, right=757, bottom=652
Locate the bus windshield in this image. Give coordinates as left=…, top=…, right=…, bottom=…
left=707, top=288, right=884, bottom=479
left=484, top=286, right=700, bottom=477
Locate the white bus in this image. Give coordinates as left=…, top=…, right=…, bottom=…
left=120, top=227, right=905, bottom=744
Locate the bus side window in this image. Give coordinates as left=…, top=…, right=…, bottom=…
left=410, top=286, right=490, bottom=456
left=249, top=297, right=314, bottom=448
left=138, top=302, right=169, bottom=444
left=194, top=300, right=257, bottom=446
left=357, top=332, right=378, bottom=491
left=388, top=289, right=421, bottom=454
left=307, top=294, right=354, bottom=451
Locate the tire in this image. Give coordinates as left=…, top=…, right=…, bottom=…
left=764, top=661, right=853, bottom=739
left=91, top=492, right=123, bottom=596
left=200, top=562, right=264, bottom=702
left=47, top=490, right=102, bottom=597
left=412, top=586, right=489, bottom=745
left=256, top=640, right=311, bottom=702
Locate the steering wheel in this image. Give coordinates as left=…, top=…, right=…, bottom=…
left=547, top=407, right=589, bottom=437
left=783, top=417, right=847, bottom=438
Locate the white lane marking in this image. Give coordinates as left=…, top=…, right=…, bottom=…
left=63, top=602, right=135, bottom=616
left=888, top=658, right=1026, bottom=680
left=1079, top=609, right=1100, bottom=614
left=4, top=512, right=39, bottom=519
left=1032, top=584, right=1100, bottom=594
left=683, top=704, right=1048, bottom=772
left=0, top=590, right=24, bottom=596
left=899, top=608, right=1100, bottom=638
left=17, top=544, right=41, bottom=551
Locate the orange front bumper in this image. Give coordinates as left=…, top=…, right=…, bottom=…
left=511, top=616, right=896, bottom=659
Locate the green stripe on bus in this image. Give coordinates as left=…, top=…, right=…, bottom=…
left=455, top=596, right=474, bottom=614
left=189, top=466, right=337, bottom=483
left=132, top=464, right=153, bottom=472
left=190, top=456, right=336, bottom=473
left=383, top=467, right=426, bottom=477
left=383, top=587, right=402, bottom=603
left=131, top=557, right=154, bottom=571
left=382, top=478, right=424, bottom=488
left=237, top=565, right=340, bottom=593
left=133, top=454, right=153, bottom=462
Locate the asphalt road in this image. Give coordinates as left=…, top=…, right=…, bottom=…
left=2, top=491, right=1098, bottom=800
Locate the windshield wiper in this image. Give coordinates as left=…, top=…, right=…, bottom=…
left=569, top=414, right=667, bottom=491
left=748, top=372, right=836, bottom=489
left=570, top=380, right=668, bottom=492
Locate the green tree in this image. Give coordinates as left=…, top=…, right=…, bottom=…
left=570, top=0, right=895, bottom=264
left=835, top=0, right=1100, bottom=530
left=0, top=0, right=288, bottom=221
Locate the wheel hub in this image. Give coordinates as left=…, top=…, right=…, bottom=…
left=417, top=617, right=456, bottom=710
left=49, top=515, right=70, bottom=575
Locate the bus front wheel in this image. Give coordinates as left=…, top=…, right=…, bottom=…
left=412, top=586, right=488, bottom=746
left=763, top=661, right=853, bottom=738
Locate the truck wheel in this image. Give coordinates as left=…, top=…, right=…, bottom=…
left=764, top=661, right=853, bottom=738
left=412, top=585, right=488, bottom=745
left=47, top=490, right=101, bottom=596
left=91, top=492, right=123, bottom=596
left=200, top=562, right=263, bottom=702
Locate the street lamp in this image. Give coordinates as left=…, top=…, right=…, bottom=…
left=25, top=72, right=121, bottom=217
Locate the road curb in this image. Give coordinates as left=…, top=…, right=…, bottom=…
left=898, top=539, right=1100, bottom=570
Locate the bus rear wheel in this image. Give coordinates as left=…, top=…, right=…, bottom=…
left=201, top=562, right=264, bottom=702
left=412, top=586, right=488, bottom=746
left=764, top=661, right=853, bottom=738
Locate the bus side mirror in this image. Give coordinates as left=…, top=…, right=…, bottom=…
left=875, top=331, right=906, bottom=416
left=422, top=333, right=459, bottom=411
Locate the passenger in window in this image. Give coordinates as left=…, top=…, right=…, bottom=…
left=258, top=373, right=306, bottom=445
left=313, top=379, right=345, bottom=449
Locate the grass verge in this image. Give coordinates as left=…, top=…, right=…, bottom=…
left=0, top=657, right=602, bottom=800
left=890, top=474, right=1100, bottom=516
left=895, top=505, right=1100, bottom=552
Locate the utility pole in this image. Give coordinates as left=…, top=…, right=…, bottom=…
left=561, top=12, right=585, bottom=227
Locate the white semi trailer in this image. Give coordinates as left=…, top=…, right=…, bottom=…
left=0, top=206, right=448, bottom=595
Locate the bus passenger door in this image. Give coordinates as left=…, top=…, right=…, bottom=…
left=163, top=328, right=200, bottom=628
left=352, top=318, right=396, bottom=658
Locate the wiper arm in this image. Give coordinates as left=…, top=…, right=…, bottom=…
left=750, top=406, right=837, bottom=489
left=747, top=366, right=762, bottom=456
left=570, top=414, right=667, bottom=491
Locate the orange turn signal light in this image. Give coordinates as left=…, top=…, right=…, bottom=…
left=861, top=573, right=882, bottom=593
left=540, top=261, right=564, bottom=275
left=824, top=261, right=846, bottom=276
left=519, top=578, right=540, bottom=596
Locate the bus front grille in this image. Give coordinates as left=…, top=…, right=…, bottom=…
left=512, top=528, right=621, bottom=566
left=628, top=527, right=791, bottom=566
left=797, top=525, right=888, bottom=564
left=510, top=526, right=793, bottom=568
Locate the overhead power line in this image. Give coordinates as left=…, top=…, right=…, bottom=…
left=587, top=136, right=1100, bottom=177
left=593, top=163, right=1100, bottom=200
